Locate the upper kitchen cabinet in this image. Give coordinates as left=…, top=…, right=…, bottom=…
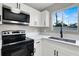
left=2, top=3, right=17, bottom=8
left=29, top=9, right=41, bottom=27
left=41, top=10, right=50, bottom=27
left=0, top=4, right=2, bottom=24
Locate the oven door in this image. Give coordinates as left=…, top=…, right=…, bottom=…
left=2, top=41, right=34, bottom=56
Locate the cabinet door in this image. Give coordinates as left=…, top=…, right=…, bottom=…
left=58, top=45, right=79, bottom=56
left=34, top=40, right=41, bottom=56
left=0, top=3, right=2, bottom=24
left=3, top=3, right=17, bottom=8
left=48, top=39, right=79, bottom=56
left=41, top=11, right=45, bottom=26
left=30, top=10, right=41, bottom=27
left=41, top=39, right=55, bottom=56
left=41, top=10, right=49, bottom=27
left=42, top=39, right=79, bottom=56
left=50, top=39, right=79, bottom=56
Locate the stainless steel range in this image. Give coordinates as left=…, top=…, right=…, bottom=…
left=1, top=30, right=34, bottom=56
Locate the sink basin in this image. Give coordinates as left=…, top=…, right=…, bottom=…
left=49, top=37, right=76, bottom=43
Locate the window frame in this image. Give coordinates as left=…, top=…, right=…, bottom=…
left=51, top=4, right=79, bottom=34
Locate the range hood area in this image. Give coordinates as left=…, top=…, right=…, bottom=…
left=2, top=6, right=30, bottom=25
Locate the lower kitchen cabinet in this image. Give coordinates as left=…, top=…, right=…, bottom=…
left=41, top=39, right=55, bottom=56
left=57, top=44, right=79, bottom=56
left=34, top=39, right=41, bottom=56
left=41, top=39, right=79, bottom=56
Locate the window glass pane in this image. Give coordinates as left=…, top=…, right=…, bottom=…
left=63, top=6, right=78, bottom=32
left=52, top=6, right=78, bottom=33
left=52, top=11, right=62, bottom=32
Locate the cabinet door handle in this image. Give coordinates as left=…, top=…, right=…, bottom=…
left=19, top=4, right=20, bottom=9
left=54, top=50, right=56, bottom=56
left=36, top=41, right=40, bottom=44
left=57, top=51, right=58, bottom=56
left=17, top=3, right=18, bottom=8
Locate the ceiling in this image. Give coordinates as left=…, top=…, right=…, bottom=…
left=25, top=3, right=54, bottom=11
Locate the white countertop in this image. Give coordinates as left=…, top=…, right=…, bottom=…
left=26, top=34, right=79, bottom=47
left=43, top=37, right=79, bottom=47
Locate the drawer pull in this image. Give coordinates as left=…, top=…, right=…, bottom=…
left=54, top=50, right=56, bottom=56
left=57, top=51, right=58, bottom=56
left=36, top=41, right=40, bottom=43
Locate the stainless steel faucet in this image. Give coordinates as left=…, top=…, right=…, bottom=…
left=60, top=25, right=63, bottom=38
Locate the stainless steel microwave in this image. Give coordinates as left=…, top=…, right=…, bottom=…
left=2, top=6, right=30, bottom=25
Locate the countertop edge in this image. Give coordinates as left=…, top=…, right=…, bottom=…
left=42, top=38, right=79, bottom=47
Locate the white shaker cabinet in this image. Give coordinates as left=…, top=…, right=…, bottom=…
left=16, top=4, right=50, bottom=27
left=34, top=39, right=41, bottom=56
left=57, top=44, right=79, bottom=56
left=40, top=10, right=50, bottom=27
left=41, top=39, right=57, bottom=56
left=30, top=10, right=50, bottom=27
left=29, top=10, right=41, bottom=27
left=42, top=39, right=79, bottom=56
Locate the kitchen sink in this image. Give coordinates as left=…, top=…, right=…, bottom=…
left=49, top=37, right=76, bottom=43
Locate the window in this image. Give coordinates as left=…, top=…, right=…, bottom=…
left=63, top=6, right=78, bottom=32
left=52, top=6, right=78, bottom=33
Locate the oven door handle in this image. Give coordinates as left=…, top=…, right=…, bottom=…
left=2, top=40, right=26, bottom=47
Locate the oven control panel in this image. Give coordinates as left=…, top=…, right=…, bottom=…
left=2, top=30, right=25, bottom=35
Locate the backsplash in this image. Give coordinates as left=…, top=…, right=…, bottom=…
left=0, top=24, right=39, bottom=32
